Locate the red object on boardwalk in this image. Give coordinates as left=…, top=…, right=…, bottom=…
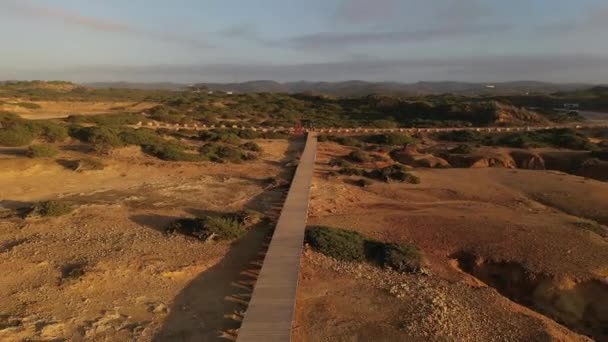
left=293, top=121, right=304, bottom=135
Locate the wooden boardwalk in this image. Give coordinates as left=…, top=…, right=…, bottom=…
left=237, top=133, right=318, bottom=342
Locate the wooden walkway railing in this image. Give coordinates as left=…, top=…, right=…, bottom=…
left=236, top=133, right=318, bottom=342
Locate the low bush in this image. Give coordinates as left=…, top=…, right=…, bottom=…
left=36, top=122, right=68, bottom=142
left=436, top=130, right=485, bottom=143
left=339, top=167, right=365, bottom=176
left=199, top=130, right=241, bottom=145
left=305, top=226, right=367, bottom=262
left=347, top=150, right=371, bottom=163
left=241, top=141, right=262, bottom=152
left=305, top=226, right=426, bottom=273
left=69, top=126, right=123, bottom=152
left=59, top=158, right=106, bottom=171
left=260, top=131, right=289, bottom=139
left=365, top=133, right=418, bottom=146
left=27, top=144, right=59, bottom=158
left=329, top=158, right=353, bottom=168
left=0, top=125, right=34, bottom=146
left=354, top=178, right=373, bottom=188
left=380, top=243, right=425, bottom=273
left=166, top=214, right=245, bottom=241
left=66, top=112, right=146, bottom=126
left=331, top=136, right=365, bottom=148
left=118, top=128, right=163, bottom=146
left=144, top=143, right=201, bottom=162
left=27, top=201, right=73, bottom=218
left=365, top=165, right=420, bottom=184
left=450, top=144, right=474, bottom=154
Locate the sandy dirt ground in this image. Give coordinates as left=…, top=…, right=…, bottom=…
left=294, top=141, right=607, bottom=341
left=0, top=98, right=156, bottom=120
left=0, top=139, right=302, bottom=341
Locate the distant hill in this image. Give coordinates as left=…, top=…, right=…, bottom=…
left=83, top=80, right=594, bottom=96
left=84, top=82, right=187, bottom=91
left=185, top=80, right=597, bottom=96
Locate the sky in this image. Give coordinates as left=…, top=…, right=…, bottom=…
left=1, top=0, right=608, bottom=83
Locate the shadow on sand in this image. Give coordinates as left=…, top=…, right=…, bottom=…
left=140, top=137, right=304, bottom=341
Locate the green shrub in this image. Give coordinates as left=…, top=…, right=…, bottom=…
left=329, top=158, right=353, bottom=168
left=0, top=126, right=34, bottom=146
left=436, top=130, right=485, bottom=143
left=27, top=201, right=73, bottom=218
left=216, top=145, right=246, bottom=163
left=450, top=144, right=474, bottom=154
left=331, top=136, right=365, bottom=147
left=347, top=150, right=371, bottom=163
left=199, top=130, right=241, bottom=145
left=166, top=214, right=245, bottom=241
left=241, top=141, right=262, bottom=152
left=317, top=134, right=329, bottom=142
left=118, top=128, right=163, bottom=146
left=366, top=133, right=418, bottom=146
left=365, top=165, right=420, bottom=184
left=59, top=157, right=106, bottom=171
left=339, top=167, right=365, bottom=176
left=305, top=226, right=367, bottom=262
left=144, top=143, right=200, bottom=161
left=306, top=226, right=426, bottom=273
left=36, top=122, right=68, bottom=142
left=354, top=178, right=373, bottom=188
left=27, top=144, right=59, bottom=158
left=381, top=243, right=425, bottom=273
left=260, top=131, right=289, bottom=139
left=66, top=112, right=145, bottom=126
left=69, top=126, right=123, bottom=153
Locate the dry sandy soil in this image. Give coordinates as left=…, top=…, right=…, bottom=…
left=0, top=138, right=302, bottom=341
left=0, top=98, right=156, bottom=120
left=294, top=141, right=608, bottom=341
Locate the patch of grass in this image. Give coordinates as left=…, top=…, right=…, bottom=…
left=306, top=226, right=426, bottom=273
left=27, top=144, right=59, bottom=158
left=27, top=201, right=73, bottom=218
left=166, top=214, right=245, bottom=241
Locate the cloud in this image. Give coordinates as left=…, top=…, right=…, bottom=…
left=10, top=55, right=608, bottom=83
left=282, top=24, right=510, bottom=49
left=335, top=0, right=492, bottom=28
left=0, top=0, right=211, bottom=49
left=538, top=4, right=608, bottom=35
left=335, top=0, right=400, bottom=25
